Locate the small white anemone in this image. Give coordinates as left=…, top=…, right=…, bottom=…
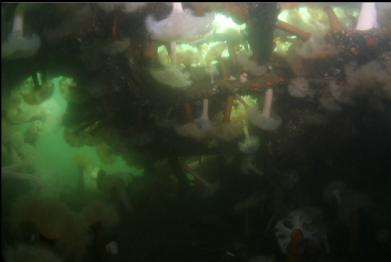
left=275, top=208, right=326, bottom=254
left=177, top=98, right=214, bottom=140
left=297, top=35, right=336, bottom=59
left=288, top=77, right=315, bottom=98
left=237, top=55, right=267, bottom=77
left=239, top=121, right=260, bottom=154
left=248, top=109, right=282, bottom=131
left=194, top=98, right=214, bottom=134
left=2, top=32, right=40, bottom=59
left=248, top=89, right=282, bottom=131
left=2, top=4, right=41, bottom=59
left=176, top=122, right=205, bottom=140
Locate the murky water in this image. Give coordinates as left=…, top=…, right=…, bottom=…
left=2, top=3, right=391, bottom=262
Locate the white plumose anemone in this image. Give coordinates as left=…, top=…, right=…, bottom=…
left=249, top=89, right=282, bottom=131
left=194, top=98, right=214, bottom=134
left=150, top=65, right=192, bottom=88
left=145, top=4, right=214, bottom=43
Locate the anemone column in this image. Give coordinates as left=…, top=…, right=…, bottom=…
left=356, top=3, right=379, bottom=31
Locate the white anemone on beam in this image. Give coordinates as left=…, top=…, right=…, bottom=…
left=355, top=3, right=379, bottom=31
left=145, top=3, right=214, bottom=43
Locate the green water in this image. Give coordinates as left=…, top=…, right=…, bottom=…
left=16, top=76, right=143, bottom=195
